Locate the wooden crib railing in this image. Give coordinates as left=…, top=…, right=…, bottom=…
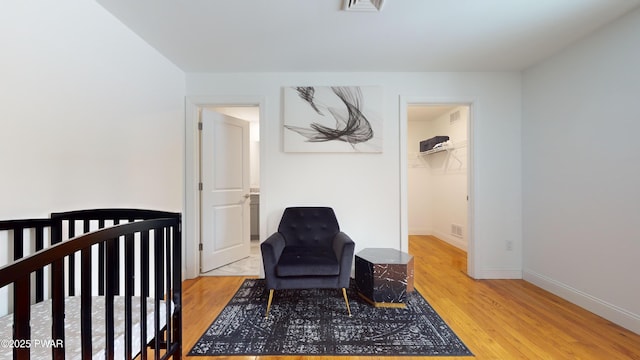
left=0, top=217, right=52, bottom=303
left=0, top=209, right=182, bottom=360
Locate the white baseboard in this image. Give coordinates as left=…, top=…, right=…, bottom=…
left=524, top=269, right=640, bottom=335
left=432, top=230, right=467, bottom=251
left=476, top=268, right=522, bottom=279
left=408, top=228, right=431, bottom=235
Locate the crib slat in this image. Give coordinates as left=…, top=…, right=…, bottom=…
left=48, top=219, right=65, bottom=360
left=105, top=237, right=116, bottom=360
left=82, top=217, right=91, bottom=358
left=13, top=226, right=23, bottom=260
left=98, top=219, right=105, bottom=296
left=81, top=247, right=92, bottom=359
left=154, top=228, right=164, bottom=358
left=141, top=230, right=150, bottom=297
left=51, top=258, right=65, bottom=359
left=13, top=275, right=30, bottom=360
left=35, top=225, right=45, bottom=302
left=140, top=230, right=149, bottom=360
left=113, top=220, right=120, bottom=296
left=172, top=222, right=183, bottom=358
left=68, top=220, right=75, bottom=296
left=113, top=239, right=120, bottom=296
left=165, top=227, right=172, bottom=347
left=124, top=232, right=134, bottom=360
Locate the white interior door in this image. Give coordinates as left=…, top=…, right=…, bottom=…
left=200, top=109, right=250, bottom=273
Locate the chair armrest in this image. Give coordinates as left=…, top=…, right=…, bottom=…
left=333, top=232, right=355, bottom=287
left=261, top=232, right=286, bottom=287
left=332, top=232, right=354, bottom=259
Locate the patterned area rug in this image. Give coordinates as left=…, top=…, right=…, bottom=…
left=189, top=279, right=472, bottom=356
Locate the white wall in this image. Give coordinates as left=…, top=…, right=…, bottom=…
left=523, top=8, right=640, bottom=333
left=408, top=107, right=468, bottom=250
left=250, top=122, right=261, bottom=189
left=407, top=118, right=435, bottom=236
left=186, top=72, right=522, bottom=279
left=0, top=0, right=185, bottom=220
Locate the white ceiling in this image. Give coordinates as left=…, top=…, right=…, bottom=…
left=408, top=105, right=457, bottom=122
left=97, top=0, right=639, bottom=73
left=212, top=106, right=260, bottom=123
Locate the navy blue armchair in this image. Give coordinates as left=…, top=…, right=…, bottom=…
left=260, top=207, right=355, bottom=318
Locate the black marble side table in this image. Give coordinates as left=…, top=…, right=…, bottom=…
left=354, top=248, right=414, bottom=308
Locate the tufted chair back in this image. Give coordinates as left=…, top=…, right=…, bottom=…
left=277, top=207, right=340, bottom=247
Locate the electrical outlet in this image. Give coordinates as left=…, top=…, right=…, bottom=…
left=451, top=224, right=463, bottom=238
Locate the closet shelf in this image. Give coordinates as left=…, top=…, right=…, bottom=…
left=420, top=143, right=451, bottom=155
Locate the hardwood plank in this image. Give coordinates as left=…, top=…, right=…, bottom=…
left=180, top=235, right=640, bottom=359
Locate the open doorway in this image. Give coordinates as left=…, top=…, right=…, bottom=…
left=406, top=104, right=471, bottom=272
left=183, top=96, right=266, bottom=279
left=199, top=106, right=261, bottom=276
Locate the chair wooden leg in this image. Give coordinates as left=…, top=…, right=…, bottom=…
left=265, top=289, right=275, bottom=318
left=342, top=288, right=352, bottom=317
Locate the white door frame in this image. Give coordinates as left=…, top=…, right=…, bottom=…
left=399, top=96, right=478, bottom=278
left=184, top=95, right=266, bottom=279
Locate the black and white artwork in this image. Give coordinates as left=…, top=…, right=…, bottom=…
left=283, top=86, right=383, bottom=152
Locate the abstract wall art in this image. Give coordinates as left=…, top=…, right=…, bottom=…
left=283, top=86, right=383, bottom=153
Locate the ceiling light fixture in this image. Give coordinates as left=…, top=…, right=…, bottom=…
left=343, top=0, right=385, bottom=12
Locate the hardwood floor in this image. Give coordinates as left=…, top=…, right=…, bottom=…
left=180, top=235, right=640, bottom=359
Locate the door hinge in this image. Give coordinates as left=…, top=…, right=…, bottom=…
left=199, top=182, right=203, bottom=191
left=198, top=122, right=203, bottom=130
left=199, top=243, right=203, bottom=251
